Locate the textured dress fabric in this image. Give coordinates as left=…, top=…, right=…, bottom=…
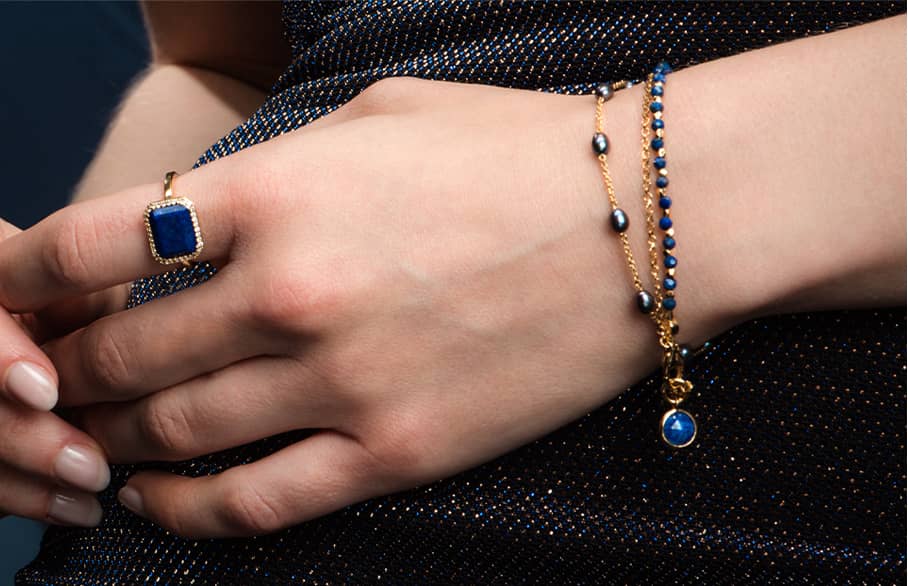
left=18, top=2, right=906, bottom=584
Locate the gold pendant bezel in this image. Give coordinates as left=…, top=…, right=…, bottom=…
left=660, top=407, right=697, bottom=448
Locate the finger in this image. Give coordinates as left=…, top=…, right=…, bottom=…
left=0, top=159, right=242, bottom=313
left=0, top=401, right=110, bottom=493
left=0, top=309, right=60, bottom=410
left=118, top=430, right=386, bottom=539
left=79, top=356, right=329, bottom=463
left=29, top=287, right=129, bottom=344
left=0, top=463, right=102, bottom=528
left=46, top=271, right=265, bottom=407
left=4, top=212, right=131, bottom=343
left=0, top=220, right=58, bottom=409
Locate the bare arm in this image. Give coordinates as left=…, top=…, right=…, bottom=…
left=72, top=1, right=289, bottom=202
left=598, top=13, right=906, bottom=341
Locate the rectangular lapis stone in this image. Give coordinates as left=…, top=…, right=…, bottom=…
left=148, top=204, right=198, bottom=259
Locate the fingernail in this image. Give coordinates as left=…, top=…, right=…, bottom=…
left=48, top=490, right=103, bottom=527
left=4, top=361, right=58, bottom=411
left=118, top=485, right=145, bottom=517
left=55, top=444, right=111, bottom=492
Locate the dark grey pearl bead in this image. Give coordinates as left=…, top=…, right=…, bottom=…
left=610, top=208, right=629, bottom=233
left=594, top=82, right=614, bottom=101
left=678, top=344, right=693, bottom=363
left=592, top=132, right=609, bottom=155
left=636, top=290, right=655, bottom=314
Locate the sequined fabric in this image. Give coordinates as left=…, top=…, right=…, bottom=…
left=19, top=2, right=906, bottom=584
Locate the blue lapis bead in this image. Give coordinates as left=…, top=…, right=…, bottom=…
left=656, top=61, right=672, bottom=74
left=663, top=277, right=677, bottom=290
left=654, top=72, right=666, bottom=82
left=651, top=138, right=663, bottom=150
left=659, top=216, right=673, bottom=230
left=659, top=196, right=672, bottom=209
left=652, top=119, right=664, bottom=130
left=656, top=176, right=669, bottom=188
left=664, top=255, right=678, bottom=268
left=651, top=85, right=663, bottom=97
left=661, top=409, right=696, bottom=448
left=663, top=297, right=677, bottom=310
left=650, top=101, right=663, bottom=113
left=663, top=236, right=676, bottom=250
left=653, top=157, right=666, bottom=169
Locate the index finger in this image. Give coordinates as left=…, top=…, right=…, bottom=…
left=0, top=163, right=241, bottom=313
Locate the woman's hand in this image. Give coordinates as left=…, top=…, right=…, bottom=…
left=0, top=15, right=899, bottom=540
left=0, top=79, right=744, bottom=538
left=0, top=219, right=112, bottom=528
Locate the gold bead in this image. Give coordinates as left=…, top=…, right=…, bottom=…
left=658, top=168, right=668, bottom=176
left=657, top=147, right=667, bottom=157
left=656, top=129, right=665, bottom=138
left=653, top=111, right=663, bottom=120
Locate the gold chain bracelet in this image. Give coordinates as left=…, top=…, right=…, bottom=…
left=592, top=63, right=698, bottom=448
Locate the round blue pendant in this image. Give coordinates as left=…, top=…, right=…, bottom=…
left=661, top=408, right=697, bottom=448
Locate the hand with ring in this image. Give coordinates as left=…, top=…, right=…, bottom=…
left=0, top=79, right=758, bottom=538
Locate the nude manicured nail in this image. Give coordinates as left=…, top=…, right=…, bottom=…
left=55, top=445, right=111, bottom=493
left=4, top=361, right=58, bottom=411
left=48, top=490, right=103, bottom=527
left=118, top=486, right=145, bottom=517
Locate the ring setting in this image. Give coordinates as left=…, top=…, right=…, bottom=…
left=144, top=171, right=204, bottom=265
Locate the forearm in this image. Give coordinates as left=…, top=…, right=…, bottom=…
left=72, top=64, right=265, bottom=203
left=596, top=14, right=906, bottom=344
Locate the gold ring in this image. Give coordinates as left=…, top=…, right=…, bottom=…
left=143, top=171, right=204, bottom=266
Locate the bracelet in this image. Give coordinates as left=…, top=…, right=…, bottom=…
left=592, top=62, right=698, bottom=449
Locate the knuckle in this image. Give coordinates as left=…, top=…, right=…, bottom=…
left=43, top=214, right=97, bottom=289
left=219, top=477, right=284, bottom=536
left=152, top=490, right=195, bottom=538
left=84, top=327, right=133, bottom=391
left=222, top=157, right=275, bottom=214
left=246, top=273, right=343, bottom=335
left=138, top=398, right=194, bottom=458
left=360, top=412, right=434, bottom=484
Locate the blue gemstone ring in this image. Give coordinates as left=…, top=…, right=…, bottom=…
left=144, top=171, right=204, bottom=265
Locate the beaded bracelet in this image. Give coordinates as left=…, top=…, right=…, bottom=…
left=592, top=62, right=698, bottom=449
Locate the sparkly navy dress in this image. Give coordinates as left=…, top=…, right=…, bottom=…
left=19, top=2, right=906, bottom=584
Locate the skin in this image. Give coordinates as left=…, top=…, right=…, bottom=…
left=0, top=6, right=903, bottom=538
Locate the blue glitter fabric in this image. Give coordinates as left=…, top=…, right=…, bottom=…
left=19, top=2, right=906, bottom=584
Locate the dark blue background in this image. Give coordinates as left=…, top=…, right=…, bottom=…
left=0, top=3, right=148, bottom=583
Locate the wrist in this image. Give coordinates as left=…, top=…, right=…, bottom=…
left=565, top=81, right=739, bottom=350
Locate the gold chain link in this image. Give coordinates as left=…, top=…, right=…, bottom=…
left=595, top=96, right=646, bottom=295
left=639, top=77, right=664, bottom=308
left=594, top=76, right=692, bottom=406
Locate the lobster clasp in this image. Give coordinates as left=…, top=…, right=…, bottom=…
left=661, top=345, right=693, bottom=405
